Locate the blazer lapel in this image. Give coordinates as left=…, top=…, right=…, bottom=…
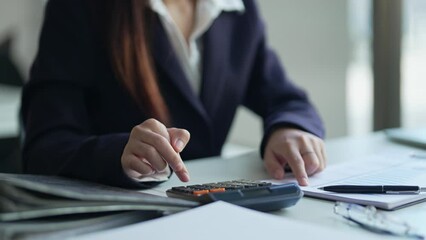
left=150, top=19, right=209, bottom=122
left=200, top=17, right=228, bottom=118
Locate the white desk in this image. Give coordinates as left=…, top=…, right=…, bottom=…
left=143, top=132, right=426, bottom=239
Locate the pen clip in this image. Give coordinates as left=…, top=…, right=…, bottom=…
left=385, top=190, right=420, bottom=194
left=383, top=185, right=420, bottom=194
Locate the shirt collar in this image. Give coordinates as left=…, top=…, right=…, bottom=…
left=211, top=0, right=245, bottom=13
left=149, top=0, right=245, bottom=16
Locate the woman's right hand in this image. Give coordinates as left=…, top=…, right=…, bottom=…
left=121, top=118, right=191, bottom=182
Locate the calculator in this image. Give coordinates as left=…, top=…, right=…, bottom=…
left=166, top=180, right=303, bottom=212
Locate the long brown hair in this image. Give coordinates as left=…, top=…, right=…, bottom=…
left=100, top=0, right=170, bottom=125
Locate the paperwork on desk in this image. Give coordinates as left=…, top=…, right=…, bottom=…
left=269, top=151, right=426, bottom=210
left=73, top=201, right=381, bottom=240
left=0, top=173, right=198, bottom=221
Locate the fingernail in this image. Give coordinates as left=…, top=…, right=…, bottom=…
left=175, top=139, right=185, bottom=152
left=301, top=177, right=309, bottom=186
left=158, top=164, right=169, bottom=173
left=306, top=166, right=316, bottom=176
left=182, top=172, right=190, bottom=182
left=179, top=172, right=189, bottom=182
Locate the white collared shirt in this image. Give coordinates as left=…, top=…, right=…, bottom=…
left=135, top=0, right=245, bottom=183
left=150, top=0, right=245, bottom=95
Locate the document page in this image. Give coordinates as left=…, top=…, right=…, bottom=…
left=269, top=152, right=426, bottom=210
left=72, top=201, right=382, bottom=240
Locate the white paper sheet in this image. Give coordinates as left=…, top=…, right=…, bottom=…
left=72, top=201, right=381, bottom=240
left=269, top=152, right=426, bottom=210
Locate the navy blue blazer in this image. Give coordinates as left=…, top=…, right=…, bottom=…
left=21, top=0, right=325, bottom=188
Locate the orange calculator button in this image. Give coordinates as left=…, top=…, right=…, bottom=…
left=209, top=188, right=226, bottom=193
left=192, top=190, right=209, bottom=195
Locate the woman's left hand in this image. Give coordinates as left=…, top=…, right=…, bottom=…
left=263, top=128, right=327, bottom=186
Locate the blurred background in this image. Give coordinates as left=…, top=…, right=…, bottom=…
left=1, top=0, right=425, bottom=172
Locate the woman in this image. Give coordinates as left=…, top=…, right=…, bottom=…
left=21, top=0, right=326, bottom=188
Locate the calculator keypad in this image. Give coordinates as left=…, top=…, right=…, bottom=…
left=166, top=180, right=302, bottom=212
left=170, top=180, right=272, bottom=196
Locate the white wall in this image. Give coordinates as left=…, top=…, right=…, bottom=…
left=0, top=0, right=44, bottom=79
left=228, top=0, right=350, bottom=147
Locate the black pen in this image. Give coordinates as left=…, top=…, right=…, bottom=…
left=320, top=185, right=426, bottom=194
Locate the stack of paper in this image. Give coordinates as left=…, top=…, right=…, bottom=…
left=0, top=173, right=198, bottom=221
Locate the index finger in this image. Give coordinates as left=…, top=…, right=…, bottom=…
left=136, top=128, right=190, bottom=182
left=285, top=147, right=309, bottom=186
left=150, top=136, right=190, bottom=182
